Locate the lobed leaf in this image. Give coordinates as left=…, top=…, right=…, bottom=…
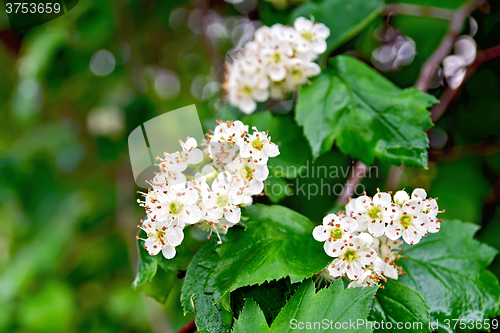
left=370, top=279, right=431, bottom=333
left=133, top=230, right=177, bottom=303
left=397, top=220, right=500, bottom=332
left=295, top=55, right=437, bottom=168
left=181, top=204, right=332, bottom=328
left=233, top=279, right=377, bottom=333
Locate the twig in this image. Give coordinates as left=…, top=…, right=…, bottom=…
left=177, top=320, right=196, bottom=333
left=430, top=44, right=500, bottom=122
left=336, top=161, right=368, bottom=205
left=415, top=0, right=487, bottom=92
left=384, top=4, right=454, bottom=20
left=386, top=165, right=405, bottom=191
left=429, top=142, right=500, bottom=162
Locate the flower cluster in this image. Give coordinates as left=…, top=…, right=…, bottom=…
left=223, top=17, right=330, bottom=114
left=313, top=188, right=444, bottom=288
left=137, top=120, right=279, bottom=259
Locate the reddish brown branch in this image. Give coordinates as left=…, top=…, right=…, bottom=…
left=336, top=161, right=369, bottom=205
left=415, top=0, right=487, bottom=92
left=430, top=44, right=500, bottom=123
left=177, top=320, right=196, bottom=333
left=384, top=4, right=454, bottom=20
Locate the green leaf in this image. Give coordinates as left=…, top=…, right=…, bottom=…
left=212, top=204, right=331, bottom=303
left=231, top=278, right=299, bottom=325
left=398, top=220, right=500, bottom=331
left=370, top=280, right=431, bottom=333
left=180, top=239, right=232, bottom=333
left=133, top=230, right=177, bottom=303
left=232, top=299, right=270, bottom=333
left=181, top=204, right=332, bottom=314
left=264, top=175, right=293, bottom=203
left=232, top=280, right=377, bottom=333
left=133, top=233, right=158, bottom=288
left=291, top=0, right=384, bottom=64
left=295, top=55, right=437, bottom=168
left=243, top=111, right=312, bottom=179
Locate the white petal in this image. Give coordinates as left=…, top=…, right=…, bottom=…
left=311, top=39, right=327, bottom=54
left=253, top=88, right=269, bottom=102
left=402, top=227, right=422, bottom=245
left=184, top=137, right=198, bottom=150
left=224, top=206, right=241, bottom=223
left=181, top=188, right=200, bottom=205
left=183, top=205, right=202, bottom=224
left=265, top=142, right=280, bottom=157
left=269, top=65, right=287, bottom=82
left=394, top=190, right=409, bottom=205
left=253, top=164, right=269, bottom=180
left=411, top=188, right=427, bottom=201
left=373, top=192, right=392, bottom=208
left=145, top=238, right=162, bottom=256
left=162, top=246, right=176, bottom=259
left=294, top=17, right=313, bottom=32
left=239, top=98, right=257, bottom=114
left=167, top=227, right=184, bottom=246
left=313, top=225, right=329, bottom=242
left=355, top=233, right=373, bottom=248
left=454, top=35, right=476, bottom=65
left=328, top=240, right=344, bottom=257
left=385, top=225, right=402, bottom=240
left=327, top=258, right=344, bottom=277
left=447, top=67, right=466, bottom=89
left=402, top=200, right=422, bottom=215
left=187, top=149, right=204, bottom=165
left=313, top=24, right=330, bottom=39
left=368, top=220, right=385, bottom=237
left=247, top=179, right=264, bottom=195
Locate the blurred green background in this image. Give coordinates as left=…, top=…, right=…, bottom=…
left=0, top=0, right=499, bottom=332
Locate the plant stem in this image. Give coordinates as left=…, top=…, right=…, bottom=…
left=414, top=0, right=487, bottom=92
left=384, top=4, right=454, bottom=20
left=336, top=161, right=368, bottom=205
left=177, top=320, right=196, bottom=333
left=430, top=44, right=500, bottom=122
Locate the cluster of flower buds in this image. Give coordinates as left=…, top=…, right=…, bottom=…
left=136, top=120, right=280, bottom=259
left=313, top=188, right=444, bottom=288
left=223, top=17, right=330, bottom=114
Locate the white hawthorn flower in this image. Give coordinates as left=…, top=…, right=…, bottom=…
left=327, top=233, right=376, bottom=280
left=313, top=213, right=358, bottom=254
left=239, top=127, right=280, bottom=165
left=350, top=191, right=392, bottom=236
left=160, top=138, right=204, bottom=172
left=223, top=17, right=329, bottom=113
left=226, top=62, right=270, bottom=114
left=204, top=173, right=242, bottom=223
left=385, top=199, right=430, bottom=245
left=283, top=58, right=321, bottom=88
left=211, top=120, right=249, bottom=147
left=157, top=187, right=202, bottom=228
left=293, top=17, right=330, bottom=55
left=226, top=156, right=270, bottom=199
left=139, top=220, right=184, bottom=259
